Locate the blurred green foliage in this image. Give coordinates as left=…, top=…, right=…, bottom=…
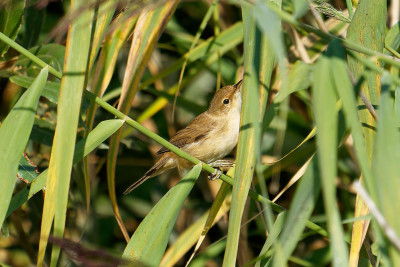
left=0, top=0, right=399, bottom=266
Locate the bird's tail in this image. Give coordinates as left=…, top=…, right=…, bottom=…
left=123, top=156, right=169, bottom=195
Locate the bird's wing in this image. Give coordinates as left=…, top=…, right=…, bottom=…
left=156, top=113, right=215, bottom=155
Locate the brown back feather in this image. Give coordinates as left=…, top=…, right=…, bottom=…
left=156, top=113, right=214, bottom=155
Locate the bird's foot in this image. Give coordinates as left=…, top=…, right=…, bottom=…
left=208, top=169, right=222, bottom=181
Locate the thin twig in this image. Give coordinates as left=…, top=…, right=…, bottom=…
left=288, top=25, right=311, bottom=63
left=352, top=181, right=400, bottom=252
left=363, top=237, right=377, bottom=267
left=272, top=156, right=313, bottom=203
left=359, top=91, right=378, bottom=121
left=251, top=183, right=268, bottom=232
left=347, top=70, right=378, bottom=121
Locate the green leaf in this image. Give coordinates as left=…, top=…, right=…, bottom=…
left=10, top=75, right=60, bottom=103
left=23, top=4, right=46, bottom=48
left=87, top=0, right=116, bottom=72
left=6, top=119, right=125, bottom=218
left=346, top=2, right=386, bottom=264
left=16, top=44, right=66, bottom=73
left=37, top=1, right=93, bottom=265
left=274, top=60, right=311, bottom=103
left=186, top=171, right=232, bottom=266
left=385, top=21, right=400, bottom=52
left=313, top=44, right=349, bottom=266
left=346, top=0, right=386, bottom=155
left=17, top=153, right=39, bottom=184
left=123, top=163, right=202, bottom=266
left=329, top=42, right=376, bottom=267
left=395, top=87, right=400, bottom=126
left=275, top=157, right=320, bottom=263
left=329, top=40, right=374, bottom=197
left=293, top=0, right=308, bottom=18
left=253, top=0, right=286, bottom=69
left=224, top=2, right=274, bottom=265
left=0, top=66, right=48, bottom=229
left=254, top=212, right=287, bottom=267
left=83, top=3, right=136, bottom=213
left=10, top=74, right=90, bottom=109
left=107, top=0, right=178, bottom=243
left=372, top=73, right=400, bottom=265
left=0, top=0, right=25, bottom=59
left=162, top=179, right=231, bottom=266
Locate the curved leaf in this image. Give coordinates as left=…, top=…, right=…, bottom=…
left=0, top=66, right=48, bottom=229
left=6, top=119, right=125, bottom=218
left=123, top=163, right=202, bottom=266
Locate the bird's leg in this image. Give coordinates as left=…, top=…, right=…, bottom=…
left=207, top=159, right=235, bottom=180
left=209, top=159, right=235, bottom=168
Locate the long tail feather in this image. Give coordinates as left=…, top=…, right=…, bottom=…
left=123, top=156, right=168, bottom=195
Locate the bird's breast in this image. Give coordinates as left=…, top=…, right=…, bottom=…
left=186, top=112, right=240, bottom=163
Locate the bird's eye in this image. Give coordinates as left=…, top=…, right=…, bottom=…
left=223, top=99, right=230, bottom=105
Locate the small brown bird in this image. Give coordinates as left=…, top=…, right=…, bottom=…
left=124, top=80, right=243, bottom=194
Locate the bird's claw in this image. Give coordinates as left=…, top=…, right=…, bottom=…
left=208, top=169, right=222, bottom=181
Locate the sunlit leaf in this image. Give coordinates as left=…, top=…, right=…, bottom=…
left=37, top=1, right=93, bottom=265
left=123, top=164, right=202, bottom=266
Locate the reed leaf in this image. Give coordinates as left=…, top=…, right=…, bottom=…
left=346, top=1, right=386, bottom=265
left=106, top=1, right=177, bottom=242
left=185, top=169, right=233, bottom=266
left=0, top=66, right=48, bottom=229
left=384, top=21, right=400, bottom=57
left=82, top=1, right=133, bottom=213
left=87, top=0, right=116, bottom=72
left=161, top=190, right=231, bottom=266
left=6, top=119, right=125, bottom=218
left=313, top=45, right=349, bottom=266
left=254, top=212, right=287, bottom=267
left=0, top=0, right=25, bottom=58
left=273, top=157, right=320, bottom=264
left=37, top=0, right=93, bottom=265
left=123, top=163, right=202, bottom=266
left=372, top=74, right=400, bottom=265
left=223, top=3, right=265, bottom=265
left=10, top=75, right=61, bottom=103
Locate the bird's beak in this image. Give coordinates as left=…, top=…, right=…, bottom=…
left=233, top=79, right=243, bottom=91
